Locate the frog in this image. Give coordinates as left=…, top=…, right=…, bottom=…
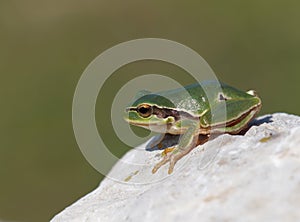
left=124, top=81, right=262, bottom=174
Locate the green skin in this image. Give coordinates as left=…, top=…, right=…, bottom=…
left=125, top=81, right=262, bottom=174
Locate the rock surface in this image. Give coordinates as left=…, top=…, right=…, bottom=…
left=51, top=113, right=300, bottom=222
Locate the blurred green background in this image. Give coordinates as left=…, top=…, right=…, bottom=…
left=1, top=0, right=299, bottom=221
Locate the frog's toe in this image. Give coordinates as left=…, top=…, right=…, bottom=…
left=168, top=156, right=176, bottom=174
left=162, top=146, right=175, bottom=156
left=168, top=153, right=182, bottom=174
left=152, top=148, right=185, bottom=174
left=152, top=155, right=170, bottom=174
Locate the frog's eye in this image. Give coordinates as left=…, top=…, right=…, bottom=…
left=137, top=104, right=153, bottom=118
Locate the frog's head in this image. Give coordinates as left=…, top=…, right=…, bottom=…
left=124, top=94, right=177, bottom=132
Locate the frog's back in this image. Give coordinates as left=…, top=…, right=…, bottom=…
left=160, top=81, right=256, bottom=115
left=131, top=81, right=257, bottom=116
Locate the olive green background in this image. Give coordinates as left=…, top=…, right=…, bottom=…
left=1, top=1, right=299, bottom=221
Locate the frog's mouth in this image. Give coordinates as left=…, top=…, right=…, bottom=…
left=124, top=111, right=176, bottom=127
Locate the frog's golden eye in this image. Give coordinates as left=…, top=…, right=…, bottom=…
left=137, top=104, right=153, bottom=118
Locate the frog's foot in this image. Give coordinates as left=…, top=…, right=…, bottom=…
left=162, top=147, right=175, bottom=156
left=152, top=147, right=190, bottom=174
left=152, top=122, right=199, bottom=174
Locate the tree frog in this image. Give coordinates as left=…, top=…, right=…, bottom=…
left=124, top=81, right=262, bottom=174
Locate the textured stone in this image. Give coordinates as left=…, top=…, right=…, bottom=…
left=51, top=113, right=300, bottom=222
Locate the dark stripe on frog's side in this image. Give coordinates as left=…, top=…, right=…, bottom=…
left=199, top=96, right=261, bottom=127
left=128, top=106, right=199, bottom=121
left=199, top=101, right=261, bottom=134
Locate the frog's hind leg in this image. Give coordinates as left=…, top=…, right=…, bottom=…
left=197, top=134, right=210, bottom=146
left=152, top=122, right=199, bottom=174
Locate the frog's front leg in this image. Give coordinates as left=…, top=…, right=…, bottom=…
left=152, top=122, right=199, bottom=174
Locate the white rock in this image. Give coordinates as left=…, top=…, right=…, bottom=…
left=51, top=113, right=300, bottom=222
